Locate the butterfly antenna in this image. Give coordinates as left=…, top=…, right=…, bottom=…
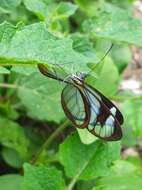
left=88, top=43, right=114, bottom=75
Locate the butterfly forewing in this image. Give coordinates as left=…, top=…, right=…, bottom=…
left=61, top=84, right=90, bottom=128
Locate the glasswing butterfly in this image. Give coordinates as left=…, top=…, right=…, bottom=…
left=38, top=63, right=123, bottom=141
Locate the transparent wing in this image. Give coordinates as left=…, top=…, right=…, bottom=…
left=86, top=84, right=124, bottom=125
left=38, top=64, right=69, bottom=82
left=61, top=84, right=90, bottom=128
left=84, top=85, right=122, bottom=141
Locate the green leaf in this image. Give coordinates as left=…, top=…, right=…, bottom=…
left=71, top=33, right=97, bottom=63
left=110, top=160, right=139, bottom=175
left=94, top=160, right=142, bottom=190
left=22, top=163, right=65, bottom=190
left=0, top=174, right=22, bottom=190
left=11, top=66, right=37, bottom=75
left=83, top=7, right=142, bottom=47
left=0, top=0, right=21, bottom=13
left=59, top=132, right=120, bottom=180
left=94, top=173, right=142, bottom=190
left=0, top=66, right=10, bottom=74
left=0, top=117, right=29, bottom=158
left=74, top=0, right=100, bottom=17
left=77, top=128, right=98, bottom=144
left=24, top=0, right=77, bottom=21
left=0, top=22, right=93, bottom=73
left=111, top=44, right=132, bottom=73
left=122, top=100, right=142, bottom=137
left=16, top=71, right=64, bottom=122
left=23, top=0, right=49, bottom=20
left=86, top=57, right=120, bottom=96
left=2, top=147, right=24, bottom=168
left=53, top=2, right=78, bottom=19
left=0, top=100, right=19, bottom=120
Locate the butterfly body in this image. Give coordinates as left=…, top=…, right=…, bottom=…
left=38, top=64, right=123, bottom=141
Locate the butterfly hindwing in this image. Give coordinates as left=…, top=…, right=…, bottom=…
left=84, top=85, right=122, bottom=141
left=86, top=84, right=124, bottom=125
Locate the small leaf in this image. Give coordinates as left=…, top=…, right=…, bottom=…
left=0, top=66, right=10, bottom=74
left=77, top=128, right=98, bottom=144
left=0, top=0, right=21, bottom=13
left=24, top=0, right=49, bottom=20
left=53, top=2, right=78, bottom=19
left=59, top=132, right=120, bottom=180
left=0, top=117, right=29, bottom=158
left=2, top=147, right=24, bottom=168
left=0, top=174, right=22, bottom=190
left=22, top=163, right=65, bottom=190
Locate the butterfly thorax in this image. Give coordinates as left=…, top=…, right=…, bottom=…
left=71, top=73, right=88, bottom=86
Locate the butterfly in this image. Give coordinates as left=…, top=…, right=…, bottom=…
left=38, top=64, right=123, bottom=141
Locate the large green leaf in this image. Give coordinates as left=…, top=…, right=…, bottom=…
left=0, top=22, right=94, bottom=73
left=83, top=7, right=142, bottom=47
left=0, top=174, right=22, bottom=190
left=0, top=117, right=29, bottom=158
left=59, top=132, right=120, bottom=180
left=22, top=163, right=65, bottom=190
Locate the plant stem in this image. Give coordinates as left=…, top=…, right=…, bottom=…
left=31, top=120, right=69, bottom=165
left=67, top=178, right=78, bottom=190
left=110, top=95, right=142, bottom=102
left=0, top=83, right=18, bottom=89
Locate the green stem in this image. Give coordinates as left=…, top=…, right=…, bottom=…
left=67, top=178, right=78, bottom=190
left=0, top=83, right=18, bottom=89
left=110, top=95, right=142, bottom=102
left=31, top=120, right=69, bottom=165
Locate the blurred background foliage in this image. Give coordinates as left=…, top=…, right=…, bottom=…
left=0, top=0, right=142, bottom=190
